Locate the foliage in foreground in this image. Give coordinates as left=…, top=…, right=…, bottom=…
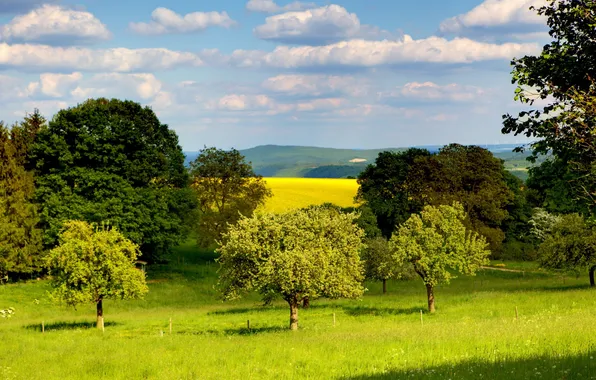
left=45, top=220, right=148, bottom=328
left=217, top=206, right=365, bottom=330
left=389, top=203, right=490, bottom=313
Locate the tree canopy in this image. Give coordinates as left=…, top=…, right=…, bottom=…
left=537, top=213, right=596, bottom=286
left=0, top=118, right=43, bottom=277
left=217, top=206, right=365, bottom=330
left=389, top=203, right=490, bottom=313
left=31, top=98, right=195, bottom=262
left=502, top=0, right=596, bottom=213
left=190, top=147, right=271, bottom=248
left=45, top=220, right=148, bottom=328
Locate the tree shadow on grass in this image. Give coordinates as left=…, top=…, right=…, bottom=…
left=23, top=320, right=120, bottom=332
left=208, top=305, right=288, bottom=315
left=175, top=325, right=286, bottom=336
left=341, top=306, right=424, bottom=317
left=342, top=351, right=596, bottom=380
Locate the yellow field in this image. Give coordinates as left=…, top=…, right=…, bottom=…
left=260, top=177, right=359, bottom=213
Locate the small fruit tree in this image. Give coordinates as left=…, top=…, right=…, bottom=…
left=389, top=203, right=490, bottom=313
left=45, top=220, right=148, bottom=328
left=217, top=206, right=366, bottom=330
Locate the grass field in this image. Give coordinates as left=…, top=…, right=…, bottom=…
left=1, top=240, right=596, bottom=379
left=261, top=178, right=359, bottom=212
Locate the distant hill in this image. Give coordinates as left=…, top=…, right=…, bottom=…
left=184, top=144, right=542, bottom=180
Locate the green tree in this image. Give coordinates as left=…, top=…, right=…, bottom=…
left=217, top=206, right=365, bottom=330
left=30, top=98, right=195, bottom=262
left=389, top=203, right=490, bottom=313
left=356, top=149, right=431, bottom=238
left=537, top=213, right=596, bottom=286
left=0, top=122, right=43, bottom=277
left=45, top=220, right=148, bottom=328
left=361, top=237, right=413, bottom=294
left=190, top=147, right=271, bottom=248
left=502, top=0, right=596, bottom=212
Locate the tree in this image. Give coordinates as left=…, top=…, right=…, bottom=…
left=409, top=144, right=514, bottom=252
left=502, top=0, right=596, bottom=212
left=358, top=145, right=514, bottom=251
left=389, top=203, right=490, bottom=313
left=30, top=98, right=195, bottom=262
left=45, top=220, right=148, bottom=328
left=0, top=122, right=43, bottom=277
left=537, top=213, right=596, bottom=286
left=190, top=147, right=271, bottom=248
left=217, top=206, right=365, bottom=330
left=361, top=237, right=413, bottom=294
left=356, top=149, right=431, bottom=238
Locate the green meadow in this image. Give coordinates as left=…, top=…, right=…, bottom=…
left=1, top=240, right=595, bottom=379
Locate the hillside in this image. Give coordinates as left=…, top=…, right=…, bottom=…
left=185, top=144, right=543, bottom=180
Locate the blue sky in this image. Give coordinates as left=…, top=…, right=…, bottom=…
left=0, top=0, right=549, bottom=151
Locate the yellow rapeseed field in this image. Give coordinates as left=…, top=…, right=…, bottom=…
left=260, top=177, right=360, bottom=213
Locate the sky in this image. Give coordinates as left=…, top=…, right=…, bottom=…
left=0, top=0, right=550, bottom=151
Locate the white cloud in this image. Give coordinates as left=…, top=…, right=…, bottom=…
left=246, top=0, right=316, bottom=14
left=254, top=5, right=401, bottom=44
left=70, top=73, right=164, bottom=100
left=254, top=5, right=360, bottom=44
left=223, top=36, right=539, bottom=68
left=380, top=82, right=489, bottom=103
left=0, top=5, right=111, bottom=46
left=37, top=72, right=83, bottom=97
left=262, top=74, right=367, bottom=96
left=0, top=43, right=203, bottom=72
left=130, top=7, right=236, bottom=35
left=439, top=0, right=547, bottom=40
left=208, top=93, right=346, bottom=115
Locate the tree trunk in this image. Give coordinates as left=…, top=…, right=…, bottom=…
left=426, top=284, right=435, bottom=313
left=382, top=279, right=387, bottom=294
left=96, top=297, right=104, bottom=329
left=302, top=296, right=310, bottom=309
left=590, top=265, right=596, bottom=287
left=289, top=297, right=299, bottom=331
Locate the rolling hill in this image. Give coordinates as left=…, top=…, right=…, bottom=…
left=184, top=144, right=542, bottom=180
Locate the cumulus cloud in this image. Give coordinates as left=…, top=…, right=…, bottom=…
left=254, top=5, right=401, bottom=45
left=220, top=36, right=539, bottom=69
left=380, top=82, right=489, bottom=103
left=0, top=43, right=203, bottom=72
left=130, top=7, right=236, bottom=35
left=0, top=5, right=111, bottom=46
left=246, top=0, right=316, bottom=14
left=70, top=73, right=164, bottom=100
left=262, top=74, right=367, bottom=97
left=208, top=93, right=346, bottom=115
left=439, top=0, right=547, bottom=41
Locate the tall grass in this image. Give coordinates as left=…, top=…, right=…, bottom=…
left=0, top=240, right=595, bottom=379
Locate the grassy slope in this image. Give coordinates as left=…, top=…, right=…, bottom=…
left=261, top=178, right=359, bottom=213
left=1, top=241, right=595, bottom=379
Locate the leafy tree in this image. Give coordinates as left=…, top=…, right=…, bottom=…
left=217, top=206, right=365, bottom=330
left=410, top=144, right=514, bottom=252
left=538, top=213, right=596, bottom=286
left=45, top=220, right=148, bottom=328
left=30, top=98, right=195, bottom=262
left=190, top=147, right=271, bottom=248
left=0, top=122, right=43, bottom=277
left=361, top=237, right=413, bottom=294
left=389, top=203, right=490, bottom=313
left=502, top=0, right=596, bottom=212
left=356, top=149, right=431, bottom=238
left=529, top=208, right=563, bottom=242
left=358, top=145, right=514, bottom=251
